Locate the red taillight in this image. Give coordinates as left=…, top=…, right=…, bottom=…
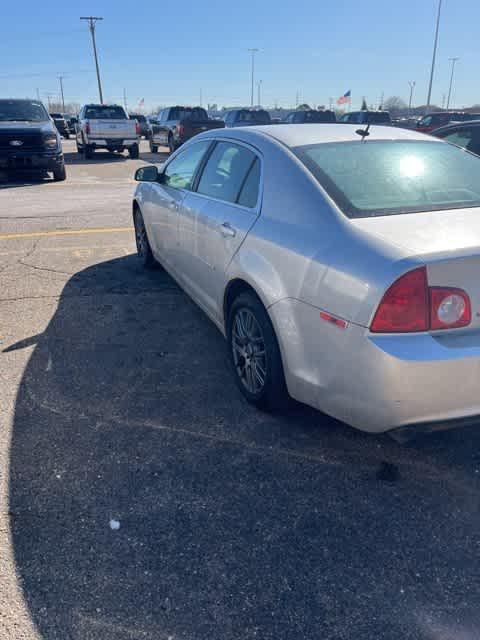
left=177, top=124, right=185, bottom=137
left=135, top=122, right=141, bottom=135
left=430, top=288, right=471, bottom=330
left=370, top=267, right=471, bottom=333
left=371, top=267, right=429, bottom=333
left=85, top=121, right=90, bottom=135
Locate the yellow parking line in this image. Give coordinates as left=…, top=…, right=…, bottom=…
left=0, top=227, right=133, bottom=241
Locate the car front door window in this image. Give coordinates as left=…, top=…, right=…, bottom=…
left=163, top=141, right=212, bottom=190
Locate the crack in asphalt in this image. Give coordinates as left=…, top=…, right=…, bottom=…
left=0, top=287, right=182, bottom=303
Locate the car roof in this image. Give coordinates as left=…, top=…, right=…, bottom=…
left=200, top=123, right=436, bottom=147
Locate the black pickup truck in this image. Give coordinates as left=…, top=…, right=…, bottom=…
left=148, top=106, right=224, bottom=153
left=0, top=99, right=66, bottom=181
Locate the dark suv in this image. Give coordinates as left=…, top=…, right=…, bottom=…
left=339, top=111, right=391, bottom=125
left=129, top=113, right=149, bottom=138
left=284, top=110, right=336, bottom=124
left=0, top=99, right=66, bottom=181
left=49, top=112, right=70, bottom=139
left=223, top=109, right=272, bottom=127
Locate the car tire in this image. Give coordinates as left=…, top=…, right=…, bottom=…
left=134, top=208, right=156, bottom=269
left=227, top=291, right=289, bottom=411
left=64, top=133, right=70, bottom=140
left=84, top=145, right=94, bottom=160
left=129, top=143, right=140, bottom=159
left=53, top=163, right=67, bottom=182
left=149, top=140, right=158, bottom=153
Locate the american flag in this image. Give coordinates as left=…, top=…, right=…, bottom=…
left=337, top=90, right=351, bottom=105
left=138, top=98, right=145, bottom=107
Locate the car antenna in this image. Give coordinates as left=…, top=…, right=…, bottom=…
left=355, top=122, right=371, bottom=141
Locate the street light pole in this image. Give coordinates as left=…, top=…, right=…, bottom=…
left=58, top=76, right=65, bottom=114
left=408, top=80, right=416, bottom=115
left=80, top=16, right=104, bottom=104
left=248, top=49, right=259, bottom=107
left=426, top=0, right=442, bottom=111
left=446, top=57, right=459, bottom=110
left=257, top=80, right=262, bottom=107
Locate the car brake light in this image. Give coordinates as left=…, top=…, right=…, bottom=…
left=85, top=121, right=90, bottom=135
left=177, top=124, right=184, bottom=137
left=430, top=288, right=471, bottom=329
left=135, top=122, right=141, bottom=135
left=371, top=267, right=429, bottom=333
left=370, top=267, right=471, bottom=333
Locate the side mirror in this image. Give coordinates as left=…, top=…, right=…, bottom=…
left=135, top=165, right=160, bottom=182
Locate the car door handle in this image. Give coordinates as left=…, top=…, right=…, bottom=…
left=220, top=222, right=236, bottom=238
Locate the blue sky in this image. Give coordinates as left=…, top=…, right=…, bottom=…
left=2, top=0, right=479, bottom=112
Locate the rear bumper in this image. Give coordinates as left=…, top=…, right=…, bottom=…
left=270, top=298, right=480, bottom=433
left=0, top=150, right=63, bottom=172
left=88, top=138, right=138, bottom=148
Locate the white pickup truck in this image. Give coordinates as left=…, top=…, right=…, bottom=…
left=76, top=104, right=140, bottom=159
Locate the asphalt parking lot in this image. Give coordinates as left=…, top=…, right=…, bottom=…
left=0, top=139, right=479, bottom=640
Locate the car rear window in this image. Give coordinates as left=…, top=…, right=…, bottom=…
left=170, top=108, right=208, bottom=121
left=84, top=106, right=127, bottom=119
left=237, top=110, right=271, bottom=124
left=366, top=112, right=391, bottom=124
left=294, top=140, right=480, bottom=218
left=130, top=114, right=146, bottom=122
left=302, top=110, right=336, bottom=123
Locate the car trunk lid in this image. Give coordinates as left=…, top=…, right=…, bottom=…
left=353, top=207, right=480, bottom=330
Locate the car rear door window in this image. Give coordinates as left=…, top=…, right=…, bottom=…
left=237, top=158, right=261, bottom=208
left=441, top=128, right=474, bottom=149
left=196, top=142, right=257, bottom=204
left=163, top=140, right=212, bottom=190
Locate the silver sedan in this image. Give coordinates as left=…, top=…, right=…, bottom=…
left=133, top=124, right=480, bottom=433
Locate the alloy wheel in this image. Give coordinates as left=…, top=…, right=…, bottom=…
left=231, top=308, right=267, bottom=394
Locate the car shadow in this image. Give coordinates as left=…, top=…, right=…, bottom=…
left=63, top=149, right=170, bottom=167
left=7, top=255, right=480, bottom=639
left=0, top=171, right=53, bottom=188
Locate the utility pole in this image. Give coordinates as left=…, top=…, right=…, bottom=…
left=295, top=90, right=299, bottom=108
left=123, top=88, right=128, bottom=112
left=408, top=80, right=416, bottom=115
left=379, top=92, right=384, bottom=110
left=36, top=88, right=41, bottom=101
left=441, top=93, right=446, bottom=109
left=257, top=80, right=262, bottom=107
left=58, top=76, right=65, bottom=114
left=446, top=57, right=459, bottom=109
left=248, top=48, right=259, bottom=107
left=80, top=16, right=104, bottom=103
left=329, top=97, right=334, bottom=111
left=426, top=0, right=442, bottom=112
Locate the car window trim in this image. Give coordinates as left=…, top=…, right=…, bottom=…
left=191, top=137, right=263, bottom=212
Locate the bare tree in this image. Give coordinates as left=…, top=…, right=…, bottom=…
left=383, top=96, right=407, bottom=113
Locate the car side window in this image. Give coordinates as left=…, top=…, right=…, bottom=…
left=196, top=142, right=257, bottom=204
left=163, top=140, right=212, bottom=190
left=442, top=128, right=473, bottom=150
left=237, top=158, right=261, bottom=208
